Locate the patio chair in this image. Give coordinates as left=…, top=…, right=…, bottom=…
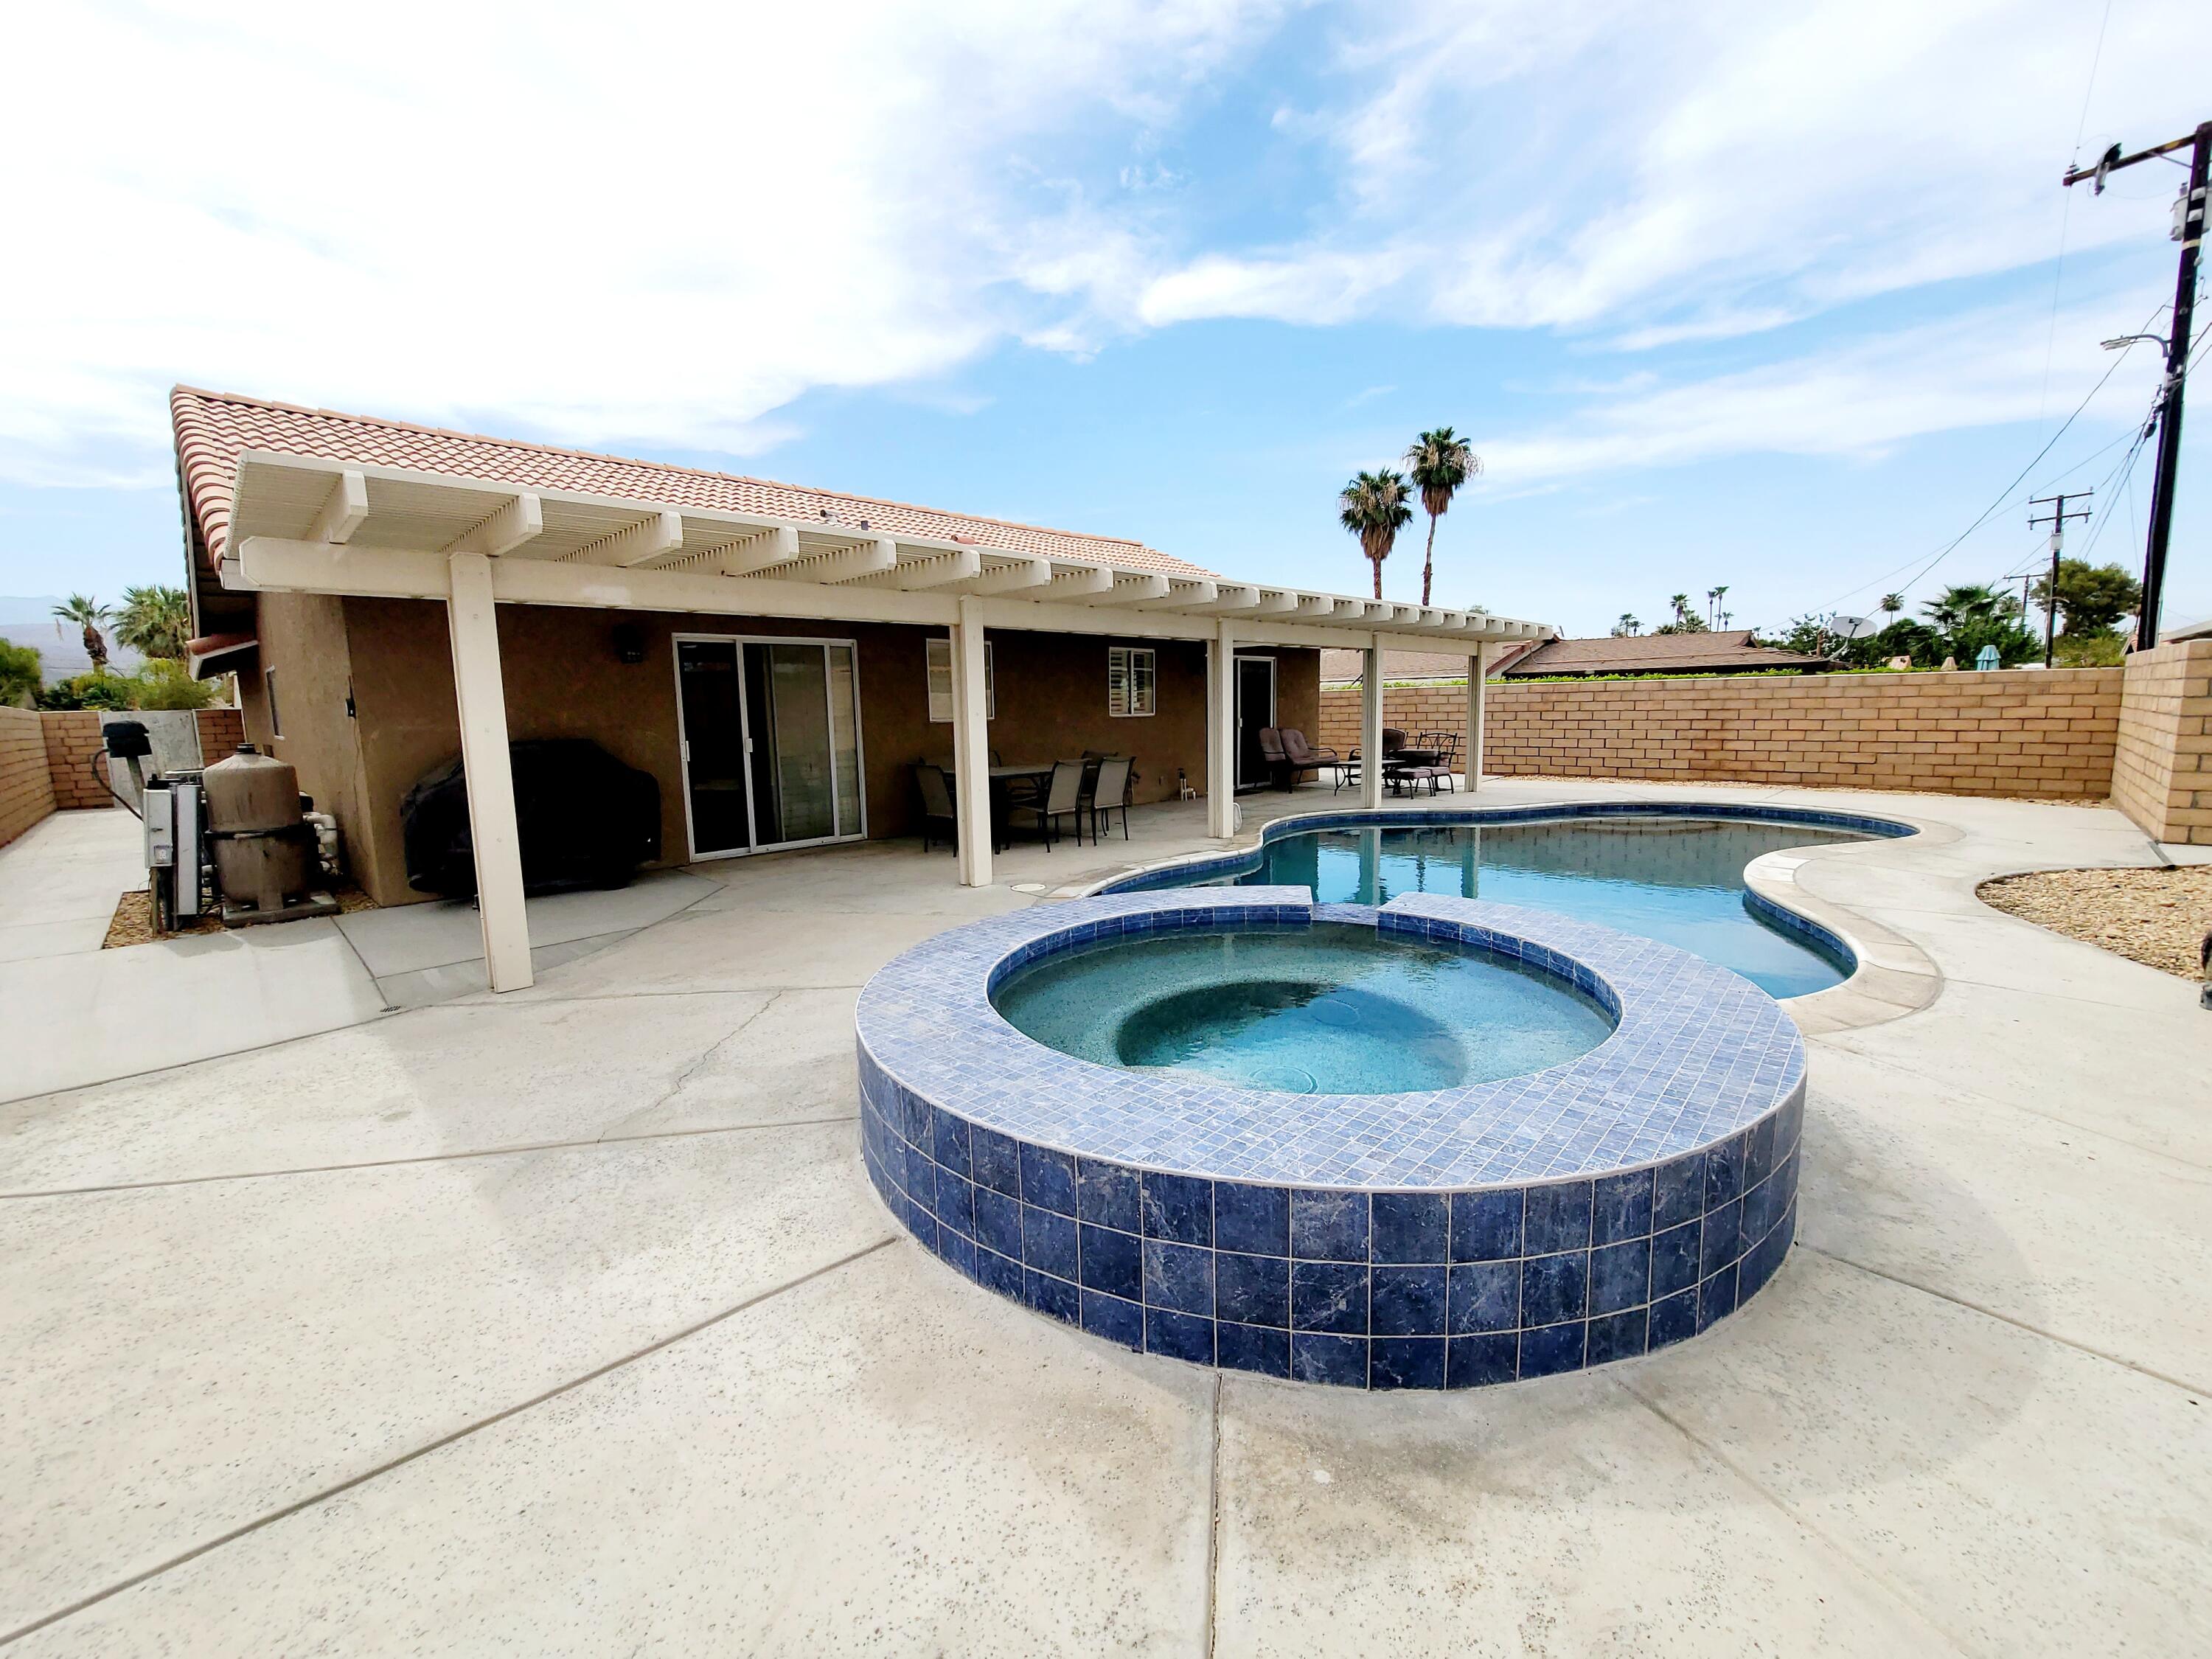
left=1009, top=759, right=1086, bottom=849
left=1279, top=728, right=1339, bottom=790
left=1090, top=755, right=1133, bottom=841
left=915, top=763, right=957, bottom=852
left=1256, top=727, right=1293, bottom=791
left=1281, top=728, right=1339, bottom=765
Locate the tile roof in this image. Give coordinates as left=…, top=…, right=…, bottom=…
left=1319, top=641, right=1541, bottom=683
left=170, top=386, right=1216, bottom=579
left=1500, top=630, right=1830, bottom=676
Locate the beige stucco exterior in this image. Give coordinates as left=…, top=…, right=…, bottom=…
left=233, top=595, right=1318, bottom=905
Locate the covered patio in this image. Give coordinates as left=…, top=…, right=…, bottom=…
left=212, top=447, right=1550, bottom=990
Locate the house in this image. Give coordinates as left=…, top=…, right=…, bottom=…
left=1497, top=630, right=1832, bottom=678
left=170, top=387, right=1551, bottom=990
left=1318, top=642, right=1543, bottom=686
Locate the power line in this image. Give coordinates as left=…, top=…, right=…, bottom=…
left=1822, top=310, right=2165, bottom=612
left=2033, top=0, right=2118, bottom=439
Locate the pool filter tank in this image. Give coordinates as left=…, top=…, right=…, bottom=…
left=201, top=744, right=338, bottom=927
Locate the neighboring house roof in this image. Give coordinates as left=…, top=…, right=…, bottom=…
left=2163, top=616, right=2212, bottom=643
left=1499, top=630, right=1831, bottom=677
left=169, top=386, right=1217, bottom=580
left=1320, top=641, right=1542, bottom=684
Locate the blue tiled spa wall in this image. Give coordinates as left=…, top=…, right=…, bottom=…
left=855, top=889, right=1805, bottom=1390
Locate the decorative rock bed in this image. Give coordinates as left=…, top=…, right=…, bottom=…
left=856, top=888, right=1808, bottom=1389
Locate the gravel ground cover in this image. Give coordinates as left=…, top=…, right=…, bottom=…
left=1978, top=865, right=2212, bottom=980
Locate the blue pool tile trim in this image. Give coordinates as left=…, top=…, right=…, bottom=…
left=856, top=888, right=1807, bottom=1391
left=1094, top=799, right=1910, bottom=978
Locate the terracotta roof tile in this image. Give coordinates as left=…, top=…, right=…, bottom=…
left=1500, top=630, right=1829, bottom=676
left=1320, top=642, right=1541, bottom=682
left=170, top=386, right=1217, bottom=579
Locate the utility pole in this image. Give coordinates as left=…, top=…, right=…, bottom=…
left=2065, top=119, right=2210, bottom=650
left=2028, top=491, right=2093, bottom=666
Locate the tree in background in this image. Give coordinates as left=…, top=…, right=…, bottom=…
left=1611, top=613, right=1641, bottom=637
left=51, top=594, right=112, bottom=672
left=2028, top=560, right=2140, bottom=639
left=115, top=585, right=191, bottom=661
left=1902, top=584, right=2036, bottom=666
left=1402, top=428, right=1481, bottom=608
left=1653, top=591, right=1710, bottom=635
left=0, top=639, right=41, bottom=707
left=1338, top=470, right=1413, bottom=599
left=1879, top=592, right=1904, bottom=617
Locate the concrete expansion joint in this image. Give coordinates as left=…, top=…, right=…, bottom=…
left=0, top=1235, right=901, bottom=1650
left=1617, top=1372, right=1980, bottom=1659
left=1795, top=1243, right=2209, bottom=1399
left=0, top=1114, right=864, bottom=1202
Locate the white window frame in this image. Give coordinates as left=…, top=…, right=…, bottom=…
left=1108, top=645, right=1156, bottom=717
left=926, top=636, right=993, bottom=723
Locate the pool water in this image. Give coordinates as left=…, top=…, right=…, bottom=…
left=1186, top=817, right=1865, bottom=998
left=992, top=922, right=1615, bottom=1095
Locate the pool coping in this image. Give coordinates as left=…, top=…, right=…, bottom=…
left=856, top=890, right=1807, bottom=1390
left=856, top=889, right=1806, bottom=1191
left=1071, top=797, right=1948, bottom=1036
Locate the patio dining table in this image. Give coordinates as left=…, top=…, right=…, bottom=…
left=988, top=762, right=1054, bottom=849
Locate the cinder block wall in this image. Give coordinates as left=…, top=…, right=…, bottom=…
left=0, top=706, right=59, bottom=849
left=41, top=711, right=114, bottom=811
left=1318, top=667, right=2123, bottom=799
left=195, top=706, right=245, bottom=759
left=2113, top=639, right=2212, bottom=844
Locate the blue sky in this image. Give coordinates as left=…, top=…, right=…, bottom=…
left=3, top=0, right=2208, bottom=636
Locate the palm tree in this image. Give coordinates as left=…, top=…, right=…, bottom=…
left=1402, top=428, right=1481, bottom=608
left=1338, top=469, right=1414, bottom=599
left=1922, top=583, right=2013, bottom=631
left=1712, top=584, right=1731, bottom=628
left=1879, top=592, right=1904, bottom=616
left=1611, top=613, right=1641, bottom=638
left=115, top=585, right=191, bottom=661
left=52, top=594, right=112, bottom=672
left=1669, top=593, right=1691, bottom=627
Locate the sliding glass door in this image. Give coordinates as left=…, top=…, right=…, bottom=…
left=674, top=636, right=866, bottom=859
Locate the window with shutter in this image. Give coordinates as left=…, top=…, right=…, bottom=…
left=1107, top=647, right=1155, bottom=717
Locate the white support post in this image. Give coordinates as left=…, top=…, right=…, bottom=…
left=950, top=597, right=992, bottom=887
left=1467, top=643, right=1490, bottom=793
left=445, top=552, right=532, bottom=992
left=1208, top=620, right=1237, bottom=837
left=1360, top=636, right=1384, bottom=810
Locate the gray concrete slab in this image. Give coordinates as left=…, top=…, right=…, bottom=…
left=0, top=1121, right=887, bottom=1638
left=10, top=1242, right=1215, bottom=1658
left=333, top=869, right=723, bottom=978
left=3, top=778, right=2208, bottom=1655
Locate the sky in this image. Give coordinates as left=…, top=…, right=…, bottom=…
left=2, top=0, right=2209, bottom=639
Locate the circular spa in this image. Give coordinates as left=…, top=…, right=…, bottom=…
left=856, top=889, right=1807, bottom=1391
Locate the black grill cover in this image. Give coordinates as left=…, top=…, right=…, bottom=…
left=401, top=739, right=661, bottom=898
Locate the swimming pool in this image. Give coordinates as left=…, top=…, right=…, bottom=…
left=1109, top=807, right=1910, bottom=998
left=858, top=888, right=1811, bottom=1388
left=993, top=920, right=1615, bottom=1095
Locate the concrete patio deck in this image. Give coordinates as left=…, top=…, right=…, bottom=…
left=2, top=780, right=2207, bottom=1655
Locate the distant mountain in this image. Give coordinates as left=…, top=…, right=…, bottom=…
left=0, top=623, right=144, bottom=685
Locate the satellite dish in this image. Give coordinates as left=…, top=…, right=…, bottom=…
left=1831, top=613, right=1877, bottom=641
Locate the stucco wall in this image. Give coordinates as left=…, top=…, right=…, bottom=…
left=240, top=591, right=371, bottom=883
left=319, top=599, right=1316, bottom=905
left=1318, top=667, right=2123, bottom=799
left=0, top=706, right=59, bottom=849
left=2113, top=639, right=2212, bottom=845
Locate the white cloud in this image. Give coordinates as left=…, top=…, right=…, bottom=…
left=1475, top=290, right=2171, bottom=483
left=3, top=0, right=2206, bottom=493
left=1137, top=0, right=2211, bottom=338
left=0, top=0, right=1284, bottom=485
